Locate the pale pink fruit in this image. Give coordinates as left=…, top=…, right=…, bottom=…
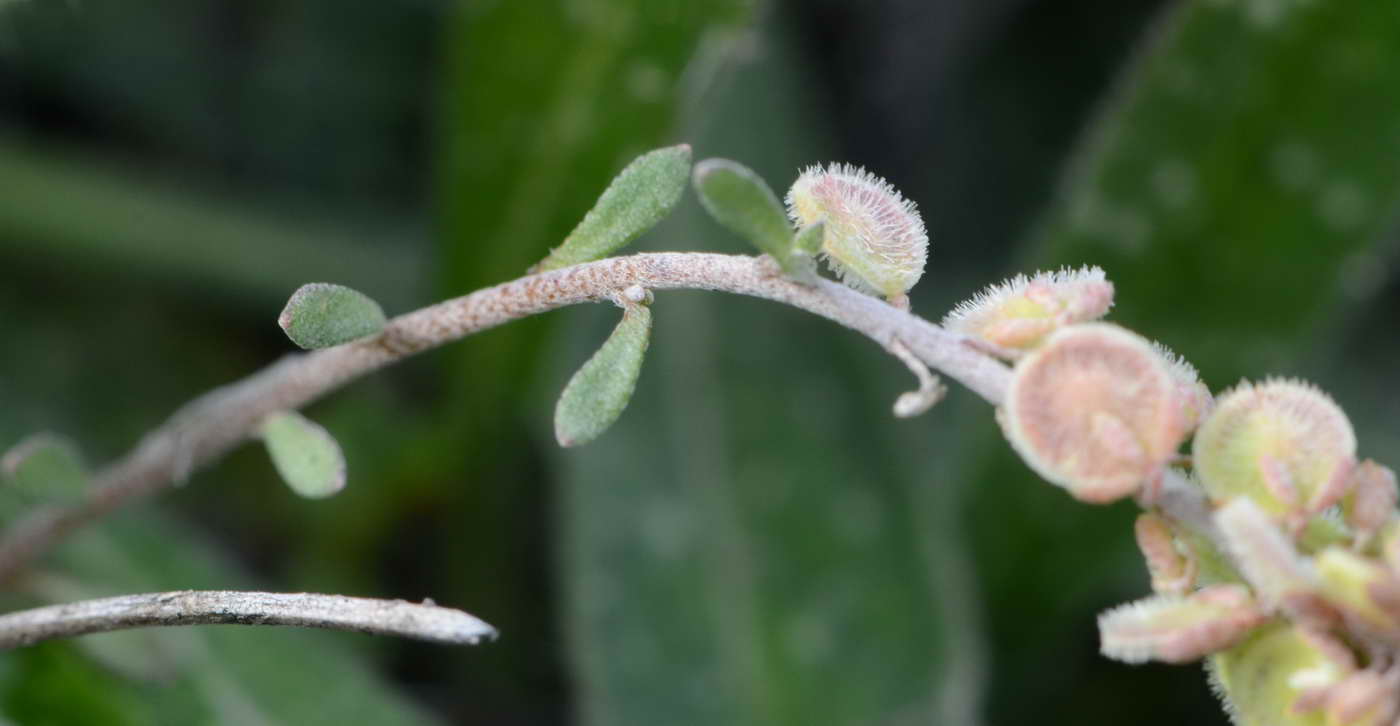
left=1000, top=323, right=1187, bottom=503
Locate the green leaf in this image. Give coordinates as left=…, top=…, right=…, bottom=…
left=693, top=158, right=802, bottom=272
left=536, top=145, right=692, bottom=271
left=554, top=301, right=651, bottom=447
left=259, top=411, right=346, bottom=499
left=1, top=433, right=88, bottom=503
left=278, top=283, right=387, bottom=350
left=556, top=32, right=964, bottom=726
left=438, top=0, right=753, bottom=703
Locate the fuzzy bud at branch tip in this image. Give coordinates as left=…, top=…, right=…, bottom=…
left=785, top=163, right=927, bottom=302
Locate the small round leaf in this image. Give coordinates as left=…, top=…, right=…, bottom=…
left=260, top=410, right=346, bottom=499
left=278, top=283, right=387, bottom=350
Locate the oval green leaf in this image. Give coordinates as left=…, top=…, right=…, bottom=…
left=1, top=433, right=88, bottom=502
left=536, top=145, right=692, bottom=271
left=554, top=302, right=652, bottom=447
left=278, top=282, right=387, bottom=350
left=259, top=410, right=346, bottom=498
left=693, top=158, right=798, bottom=268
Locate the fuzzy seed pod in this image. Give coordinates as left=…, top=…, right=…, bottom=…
left=1151, top=340, right=1214, bottom=434
left=1000, top=323, right=1188, bottom=503
left=1211, top=623, right=1355, bottom=726
left=785, top=163, right=928, bottom=302
left=1344, top=460, right=1398, bottom=542
left=942, top=266, right=1114, bottom=353
left=1099, top=585, right=1266, bottom=665
left=1193, top=379, right=1357, bottom=519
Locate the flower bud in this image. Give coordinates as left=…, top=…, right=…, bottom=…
left=942, top=266, right=1113, bottom=353
left=1193, top=379, right=1357, bottom=519
left=1000, top=323, right=1187, bottom=503
left=785, top=163, right=928, bottom=302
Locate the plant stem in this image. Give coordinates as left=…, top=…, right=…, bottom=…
left=0, top=253, right=1011, bottom=583
left=0, top=590, right=496, bottom=648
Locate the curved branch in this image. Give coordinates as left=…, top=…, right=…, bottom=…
left=0, top=253, right=1012, bottom=583
left=0, top=590, right=497, bottom=648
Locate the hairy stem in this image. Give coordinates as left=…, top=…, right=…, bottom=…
left=0, top=253, right=1010, bottom=583
left=0, top=590, right=497, bottom=648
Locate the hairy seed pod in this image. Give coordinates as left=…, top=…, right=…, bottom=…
left=1151, top=340, right=1214, bottom=434
left=1000, top=323, right=1187, bottom=503
left=785, top=163, right=928, bottom=301
left=1211, top=623, right=1355, bottom=726
left=1193, top=379, right=1356, bottom=519
left=1344, top=459, right=1398, bottom=542
left=942, top=266, right=1114, bottom=353
left=1098, top=584, right=1266, bottom=665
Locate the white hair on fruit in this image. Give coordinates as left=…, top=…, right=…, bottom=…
left=785, top=163, right=928, bottom=300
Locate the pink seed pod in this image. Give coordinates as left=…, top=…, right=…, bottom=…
left=999, top=323, right=1188, bottom=503
left=785, top=163, right=928, bottom=302
left=1345, top=459, right=1398, bottom=543
left=1151, top=340, right=1214, bottom=435
left=942, top=266, right=1114, bottom=354
left=1098, top=584, right=1267, bottom=664
left=1193, top=379, right=1357, bottom=520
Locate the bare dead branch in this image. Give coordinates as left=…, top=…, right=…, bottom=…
left=0, top=590, right=497, bottom=648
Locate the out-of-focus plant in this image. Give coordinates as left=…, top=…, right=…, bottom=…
left=3, top=138, right=1396, bottom=725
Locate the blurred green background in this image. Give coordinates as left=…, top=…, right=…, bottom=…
left=2, top=0, right=1399, bottom=723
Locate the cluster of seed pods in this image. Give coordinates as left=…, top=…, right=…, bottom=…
left=949, top=267, right=1400, bottom=725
